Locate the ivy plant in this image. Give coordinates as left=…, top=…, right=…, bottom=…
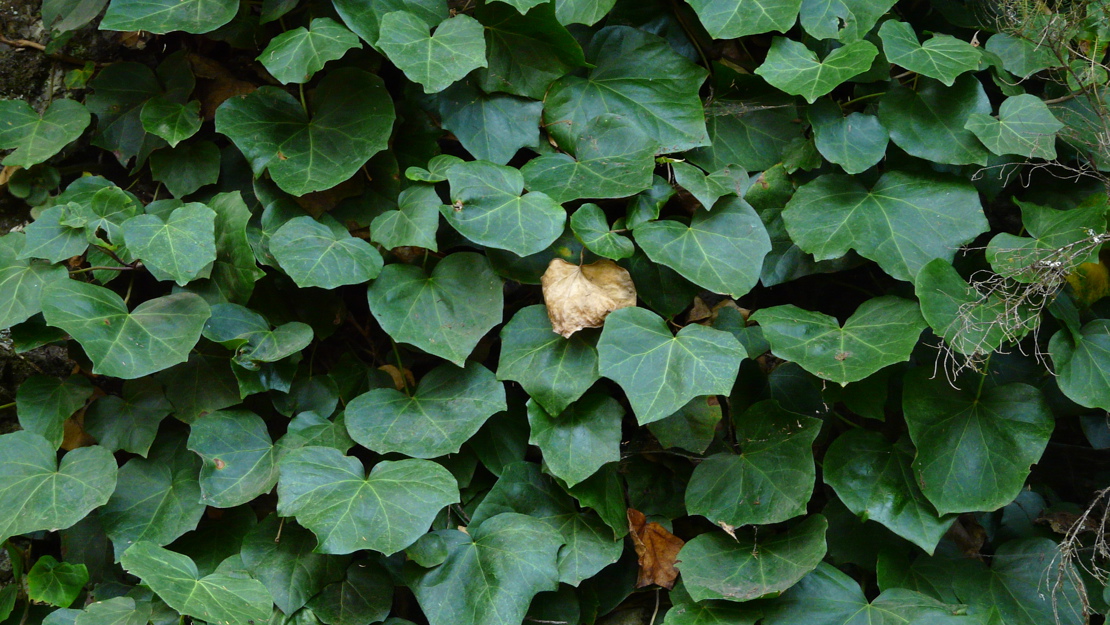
left=1, top=0, right=1109, bottom=624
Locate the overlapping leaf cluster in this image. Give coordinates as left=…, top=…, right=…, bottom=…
left=2, top=0, right=1110, bottom=624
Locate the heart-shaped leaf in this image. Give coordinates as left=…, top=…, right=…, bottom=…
left=687, top=101, right=802, bottom=173
left=751, top=296, right=926, bottom=385
left=277, top=446, right=459, bottom=554
left=521, top=114, right=657, bottom=203
left=16, top=374, right=94, bottom=449
left=824, top=430, right=956, bottom=553
left=259, top=17, right=361, bottom=84
left=215, top=67, right=394, bottom=196
left=688, top=0, right=801, bottom=39
left=879, top=21, right=981, bottom=86
left=544, top=26, right=709, bottom=153
left=406, top=514, right=562, bottom=625
left=665, top=582, right=762, bottom=625
left=188, top=410, right=280, bottom=508
left=100, top=0, right=237, bottom=33
left=670, top=162, right=747, bottom=211
left=526, top=393, right=624, bottom=487
left=345, top=361, right=506, bottom=458
left=598, top=306, right=744, bottom=425
left=370, top=184, right=441, bottom=251
left=367, top=252, right=503, bottom=365
left=18, top=206, right=89, bottom=264
left=0, top=99, right=90, bottom=167
left=378, top=12, right=487, bottom=93
left=903, top=369, right=1054, bottom=514
left=201, top=192, right=265, bottom=305
left=203, top=303, right=313, bottom=370
left=635, top=198, right=771, bottom=298
left=569, top=203, right=635, bottom=260
left=755, top=38, right=878, bottom=103
left=437, top=80, right=543, bottom=165
left=782, top=171, right=988, bottom=281
left=27, top=555, right=88, bottom=608
left=475, top=1, right=587, bottom=100
left=307, top=561, right=393, bottom=625
left=84, top=378, right=172, bottom=457
left=964, top=94, right=1064, bottom=159
left=332, top=0, right=446, bottom=46
left=808, top=100, right=889, bottom=175
left=497, top=304, right=600, bottom=416
left=0, top=431, right=117, bottom=544
left=241, top=515, right=349, bottom=614
left=0, top=232, right=69, bottom=328
left=444, top=161, right=566, bottom=256
left=686, top=401, right=821, bottom=527
left=139, top=97, right=201, bottom=147
left=270, top=216, right=383, bottom=288
left=470, top=463, right=620, bottom=585
left=878, top=75, right=992, bottom=166
left=42, top=280, right=210, bottom=379
left=122, top=202, right=217, bottom=286
left=679, top=515, right=828, bottom=602
left=100, top=430, right=206, bottom=558
left=647, top=397, right=722, bottom=455
left=1049, top=320, right=1110, bottom=410
left=120, top=542, right=272, bottom=625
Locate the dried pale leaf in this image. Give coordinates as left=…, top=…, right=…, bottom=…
left=62, top=412, right=96, bottom=450
left=710, top=299, right=750, bottom=323
left=378, top=364, right=415, bottom=391
left=686, top=297, right=712, bottom=324
left=627, top=507, right=684, bottom=589
left=541, top=258, right=637, bottom=338
left=0, top=165, right=19, bottom=188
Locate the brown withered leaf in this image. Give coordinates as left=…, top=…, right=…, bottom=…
left=378, top=364, right=415, bottom=391
left=187, top=53, right=258, bottom=120
left=292, top=174, right=364, bottom=217
left=686, top=297, right=711, bottom=324
left=0, top=165, right=19, bottom=189
left=627, top=508, right=684, bottom=589
left=541, top=258, right=636, bottom=338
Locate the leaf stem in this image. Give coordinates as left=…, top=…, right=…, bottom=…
left=840, top=91, right=886, bottom=108
left=68, top=266, right=136, bottom=274
left=299, top=83, right=308, bottom=113
left=389, top=337, right=410, bottom=394
left=0, top=402, right=14, bottom=411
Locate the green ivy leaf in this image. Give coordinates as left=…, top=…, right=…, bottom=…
left=74, top=597, right=151, bottom=625
left=670, top=162, right=747, bottom=211
left=527, top=393, right=624, bottom=487
left=277, top=446, right=459, bottom=554
left=406, top=512, right=562, bottom=625
left=307, top=562, right=393, bottom=625
left=475, top=1, right=587, bottom=100
left=980, top=539, right=1085, bottom=625
left=60, top=184, right=141, bottom=246
left=569, top=204, right=635, bottom=260
left=686, top=401, right=821, bottom=527
left=0, top=99, right=90, bottom=167
left=964, top=94, right=1064, bottom=159
left=878, top=75, right=992, bottom=166
left=879, top=21, right=981, bottom=86
left=469, top=463, right=620, bottom=585
left=0, top=232, right=69, bottom=330
left=544, top=26, right=709, bottom=153
left=782, top=171, right=988, bottom=282
left=903, top=370, right=1054, bottom=515
left=663, top=582, right=761, bottom=625
left=497, top=305, right=600, bottom=416
left=405, top=154, right=463, bottom=183
left=687, top=101, right=802, bottom=172
left=755, top=38, right=878, bottom=103
left=241, top=515, right=349, bottom=614
left=203, top=303, right=313, bottom=370
left=42, top=280, right=211, bottom=379
left=188, top=410, right=280, bottom=508
left=634, top=198, right=772, bottom=298
left=1049, top=320, right=1110, bottom=410
left=985, top=33, right=1060, bottom=78
left=0, top=431, right=117, bottom=544
left=367, top=252, right=503, bottom=365
left=156, top=351, right=241, bottom=423
left=85, top=61, right=176, bottom=167
left=808, top=100, right=889, bottom=174
left=195, top=192, right=264, bottom=305
left=346, top=361, right=506, bottom=458
left=16, top=374, right=94, bottom=448
left=27, top=556, right=88, bottom=608
left=751, top=297, right=925, bottom=385
left=149, top=140, right=221, bottom=199
left=444, top=161, right=566, bottom=256
left=378, top=12, right=487, bottom=94
left=84, top=378, right=172, bottom=457
left=679, top=516, right=828, bottom=602
left=101, top=0, right=236, bottom=32
left=215, top=68, right=394, bottom=196
left=437, top=80, right=543, bottom=165
left=824, top=430, right=956, bottom=553
left=647, top=396, right=722, bottom=455
left=764, top=563, right=973, bottom=625
left=798, top=0, right=896, bottom=42
left=370, top=184, right=440, bottom=251
left=688, top=0, right=800, bottom=39
left=258, top=17, right=361, bottom=84
left=122, top=202, right=216, bottom=286
left=100, top=430, right=206, bottom=559
left=19, top=206, right=89, bottom=264
left=119, top=542, right=273, bottom=625
left=554, top=0, right=616, bottom=25
left=522, top=114, right=657, bottom=203
left=139, top=97, right=201, bottom=147
left=598, top=306, right=744, bottom=425
left=269, top=216, right=383, bottom=288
